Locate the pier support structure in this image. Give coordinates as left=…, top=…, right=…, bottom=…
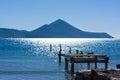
left=65, top=54, right=109, bottom=74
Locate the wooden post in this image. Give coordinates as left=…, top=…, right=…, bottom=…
left=71, top=62, right=74, bottom=74
left=60, top=44, right=62, bottom=51
left=88, top=55, right=90, bottom=69
left=71, top=57, right=75, bottom=74
left=50, top=44, right=52, bottom=52
left=76, top=50, right=79, bottom=54
left=95, top=62, right=97, bottom=69
left=58, top=51, right=61, bottom=62
left=65, top=58, right=68, bottom=71
left=69, top=47, right=71, bottom=54
left=80, top=51, right=83, bottom=54
left=58, top=44, right=62, bottom=62
left=88, top=63, right=90, bottom=69
left=95, top=56, right=97, bottom=69
left=105, top=62, right=108, bottom=69
left=105, top=57, right=109, bottom=69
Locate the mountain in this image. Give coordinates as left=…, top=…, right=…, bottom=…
left=0, top=19, right=113, bottom=38
left=26, top=19, right=113, bottom=38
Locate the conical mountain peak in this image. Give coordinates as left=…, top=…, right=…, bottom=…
left=55, top=19, right=64, bottom=22
left=51, top=19, right=66, bottom=23
left=49, top=19, right=70, bottom=26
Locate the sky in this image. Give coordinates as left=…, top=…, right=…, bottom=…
left=0, top=0, right=120, bottom=38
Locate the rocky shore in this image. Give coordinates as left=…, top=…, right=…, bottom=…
left=75, top=69, right=120, bottom=80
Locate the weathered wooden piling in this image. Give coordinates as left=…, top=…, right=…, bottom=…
left=58, top=44, right=62, bottom=62
left=80, top=51, right=83, bottom=54
left=60, top=44, right=62, bottom=51
left=50, top=44, right=52, bottom=52
left=65, top=58, right=68, bottom=71
left=87, top=52, right=94, bottom=69
left=105, top=57, right=109, bottom=69
left=71, top=61, right=74, bottom=74
left=58, top=51, right=62, bottom=62
left=76, top=50, right=79, bottom=54
left=58, top=44, right=66, bottom=62
left=69, top=47, right=71, bottom=54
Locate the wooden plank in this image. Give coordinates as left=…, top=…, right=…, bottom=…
left=58, top=53, right=65, bottom=56
left=73, top=57, right=96, bottom=62
left=66, top=54, right=107, bottom=58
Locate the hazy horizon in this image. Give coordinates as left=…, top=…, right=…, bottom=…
left=0, top=0, right=120, bottom=38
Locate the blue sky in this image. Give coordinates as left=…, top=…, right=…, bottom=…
left=0, top=0, right=120, bottom=38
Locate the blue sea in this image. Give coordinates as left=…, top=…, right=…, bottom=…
left=0, top=38, right=120, bottom=80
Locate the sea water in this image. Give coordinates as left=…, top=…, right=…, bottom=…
left=0, top=38, right=120, bottom=80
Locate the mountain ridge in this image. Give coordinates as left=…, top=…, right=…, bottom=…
left=0, top=19, right=113, bottom=38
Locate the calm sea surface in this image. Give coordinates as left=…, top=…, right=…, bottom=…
left=0, top=38, right=120, bottom=80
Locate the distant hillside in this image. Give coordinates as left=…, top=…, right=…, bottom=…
left=0, top=19, right=113, bottom=38
left=0, top=28, right=27, bottom=38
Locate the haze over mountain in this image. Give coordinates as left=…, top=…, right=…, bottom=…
left=0, top=19, right=113, bottom=38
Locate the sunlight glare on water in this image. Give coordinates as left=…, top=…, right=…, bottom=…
left=9, top=38, right=114, bottom=57
left=15, top=38, right=104, bottom=44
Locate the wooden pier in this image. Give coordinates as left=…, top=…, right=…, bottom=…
left=57, top=45, right=109, bottom=76
left=65, top=54, right=109, bottom=74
